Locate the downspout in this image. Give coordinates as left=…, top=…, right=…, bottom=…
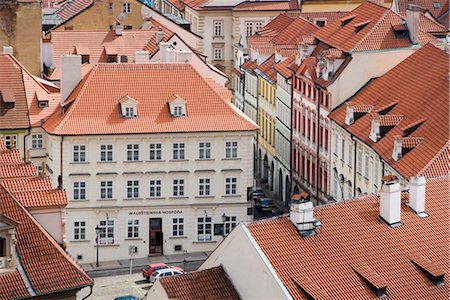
left=289, top=75, right=294, bottom=204
left=59, top=135, right=64, bottom=189
left=81, top=285, right=93, bottom=300
left=241, top=74, right=246, bottom=113
left=315, top=87, right=321, bottom=205
left=23, top=129, right=31, bottom=162
left=256, top=74, right=260, bottom=178
left=352, top=135, right=357, bottom=197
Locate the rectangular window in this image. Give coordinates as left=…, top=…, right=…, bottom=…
left=173, top=179, right=185, bottom=197
left=127, top=180, right=139, bottom=198
left=224, top=216, right=237, bottom=235
left=4, top=135, right=17, bottom=149
left=73, top=145, right=86, bottom=162
left=127, top=219, right=139, bottom=238
left=348, top=142, right=353, bottom=167
left=149, top=143, right=162, bottom=160
left=122, top=2, right=131, bottom=13
left=245, top=22, right=253, bottom=36
left=255, top=22, right=263, bottom=30
left=197, top=217, right=212, bottom=241
left=125, top=107, right=134, bottom=117
left=100, top=181, right=113, bottom=199
left=364, top=153, right=369, bottom=179
left=225, top=141, right=238, bottom=158
left=199, top=178, right=210, bottom=196
left=172, top=218, right=184, bottom=236
left=74, top=221, right=86, bottom=240
left=100, top=144, right=113, bottom=162
left=357, top=146, right=362, bottom=174
left=225, top=177, right=237, bottom=195
left=340, top=137, right=345, bottom=161
left=173, top=106, right=183, bottom=117
left=127, top=144, right=139, bottom=161
left=149, top=179, right=161, bottom=197
left=172, top=143, right=185, bottom=160
left=73, top=182, right=86, bottom=200
left=98, top=219, right=114, bottom=244
left=213, top=47, right=223, bottom=60
left=374, top=160, right=379, bottom=187
left=213, top=20, right=223, bottom=36
left=198, top=142, right=211, bottom=159
left=31, top=134, right=43, bottom=149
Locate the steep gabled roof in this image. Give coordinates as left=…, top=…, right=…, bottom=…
left=329, top=43, right=449, bottom=179
left=55, top=0, right=93, bottom=22
left=247, top=176, right=449, bottom=299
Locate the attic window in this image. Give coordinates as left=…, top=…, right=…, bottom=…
left=119, top=96, right=138, bottom=118
left=174, top=106, right=183, bottom=117
left=354, top=20, right=372, bottom=33
left=38, top=100, right=49, bottom=108
left=314, top=19, right=326, bottom=27
left=350, top=263, right=388, bottom=298
left=433, top=3, right=441, bottom=9
left=409, top=253, right=445, bottom=286
left=125, top=107, right=134, bottom=117
left=0, top=90, right=15, bottom=109
left=402, top=120, right=424, bottom=137
left=392, top=23, right=408, bottom=38
left=168, top=94, right=187, bottom=117
left=107, top=55, right=118, bottom=63
left=81, top=55, right=90, bottom=64
left=120, top=55, right=128, bottom=63
left=377, top=102, right=397, bottom=115
left=340, top=14, right=356, bottom=27
left=291, top=274, right=330, bottom=299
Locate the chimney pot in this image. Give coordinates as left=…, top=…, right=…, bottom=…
left=392, top=136, right=403, bottom=161
left=156, top=28, right=164, bottom=43
left=409, top=176, right=426, bottom=214
left=379, top=175, right=402, bottom=226
left=159, top=42, right=170, bottom=63
left=60, top=55, right=82, bottom=105
left=3, top=46, right=13, bottom=55
left=115, top=24, right=124, bottom=36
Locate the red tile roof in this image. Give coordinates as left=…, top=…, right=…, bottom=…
left=167, top=0, right=186, bottom=11
left=0, top=163, right=37, bottom=179
left=159, top=266, right=240, bottom=300
left=0, top=55, right=60, bottom=129
left=273, top=55, right=297, bottom=78
left=399, top=12, right=449, bottom=33
left=329, top=43, right=449, bottom=179
left=397, top=0, right=449, bottom=23
left=419, top=141, right=450, bottom=178
left=55, top=0, right=93, bottom=22
left=313, top=1, right=437, bottom=52
left=181, top=0, right=209, bottom=10
left=0, top=149, right=21, bottom=164
left=0, top=176, right=53, bottom=193
left=43, top=63, right=257, bottom=135
left=48, top=25, right=173, bottom=80
left=271, top=18, right=318, bottom=46
left=12, top=189, right=68, bottom=208
left=232, top=0, right=299, bottom=11
left=241, top=58, right=258, bottom=74
left=247, top=176, right=449, bottom=299
left=256, top=55, right=277, bottom=82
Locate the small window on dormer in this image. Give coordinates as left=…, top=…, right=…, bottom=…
left=119, top=96, right=138, bottom=118
left=168, top=94, right=187, bottom=117
left=174, top=106, right=183, bottom=117
left=38, top=100, right=49, bottom=108
left=433, top=3, right=441, bottom=9
left=125, top=107, right=134, bottom=117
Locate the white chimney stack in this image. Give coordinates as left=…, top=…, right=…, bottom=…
left=290, top=193, right=315, bottom=232
left=177, top=50, right=192, bottom=62
left=156, top=29, right=164, bottom=43
left=3, top=46, right=13, bottom=55
left=159, top=42, right=170, bottom=63
left=409, top=176, right=426, bottom=214
left=61, top=55, right=82, bottom=105
left=345, top=104, right=354, bottom=125
left=406, top=4, right=420, bottom=44
left=135, top=50, right=150, bottom=64
left=115, top=24, right=124, bottom=36
left=369, top=115, right=381, bottom=142
left=392, top=136, right=403, bottom=161
left=379, top=175, right=402, bottom=226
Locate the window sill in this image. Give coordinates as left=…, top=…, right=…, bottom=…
left=195, top=196, right=214, bottom=199
left=97, top=161, right=117, bottom=164
left=192, top=240, right=216, bottom=244
left=124, top=238, right=143, bottom=241
left=169, top=159, right=189, bottom=162
left=31, top=147, right=45, bottom=150
left=169, top=196, right=189, bottom=199
left=69, top=199, right=90, bottom=202
left=70, top=240, right=90, bottom=243
left=145, top=160, right=166, bottom=162
left=145, top=197, right=165, bottom=200
left=195, top=159, right=215, bottom=162
left=70, top=162, right=90, bottom=164
left=123, top=160, right=143, bottom=163
left=169, top=236, right=188, bottom=239
left=97, top=198, right=117, bottom=201
left=222, top=194, right=241, bottom=198
left=221, top=158, right=241, bottom=161
left=97, top=244, right=120, bottom=247
left=124, top=198, right=144, bottom=201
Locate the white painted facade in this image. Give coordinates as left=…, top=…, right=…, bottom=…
left=42, top=131, right=254, bottom=263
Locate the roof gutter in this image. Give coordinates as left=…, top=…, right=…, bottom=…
left=241, top=224, right=293, bottom=300
left=14, top=248, right=36, bottom=297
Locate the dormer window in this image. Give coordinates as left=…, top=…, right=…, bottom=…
left=0, top=214, right=18, bottom=272
left=119, top=96, right=138, bottom=118
left=38, top=100, right=49, bottom=108
left=340, top=14, right=356, bottom=27
left=1, top=89, right=15, bottom=109
left=168, top=94, right=187, bottom=117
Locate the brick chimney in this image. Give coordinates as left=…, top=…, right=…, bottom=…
left=60, top=55, right=82, bottom=105
left=406, top=4, right=420, bottom=44
left=379, top=175, right=402, bottom=226
left=409, top=176, right=427, bottom=215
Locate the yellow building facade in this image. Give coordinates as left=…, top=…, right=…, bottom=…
left=0, top=0, right=42, bottom=76
left=257, top=76, right=276, bottom=158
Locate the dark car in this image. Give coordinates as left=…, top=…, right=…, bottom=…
left=269, top=209, right=285, bottom=217
left=256, top=198, right=275, bottom=213
left=114, top=296, right=139, bottom=300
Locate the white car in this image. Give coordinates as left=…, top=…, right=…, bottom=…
left=149, top=267, right=184, bottom=283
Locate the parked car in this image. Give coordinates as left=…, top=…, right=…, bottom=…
left=269, top=209, right=285, bottom=217
left=142, top=263, right=184, bottom=281
left=114, top=296, right=139, bottom=300
left=256, top=198, right=275, bottom=213
left=149, top=267, right=184, bottom=283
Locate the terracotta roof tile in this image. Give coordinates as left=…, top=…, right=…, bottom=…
left=0, top=271, right=30, bottom=299
left=256, top=55, right=277, bottom=82
left=247, top=176, right=449, bottom=299
left=167, top=0, right=186, bottom=11
left=274, top=55, right=297, bottom=78
left=329, top=43, right=449, bottom=179
left=0, top=149, right=21, bottom=164
left=399, top=12, right=448, bottom=33
left=419, top=141, right=450, bottom=178
left=397, top=0, right=449, bottom=22
left=0, top=176, right=53, bottom=193
left=159, top=266, right=240, bottom=300
left=181, top=0, right=210, bottom=10
left=241, top=59, right=258, bottom=74
left=0, top=163, right=37, bottom=179
left=12, top=189, right=68, bottom=208
left=55, top=0, right=93, bottom=22
left=44, top=63, right=257, bottom=135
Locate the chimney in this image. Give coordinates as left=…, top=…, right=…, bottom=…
left=296, top=43, right=308, bottom=65
left=159, top=42, right=170, bottom=63
left=3, top=46, right=13, bottom=55
left=176, top=50, right=192, bottom=62
left=409, top=176, right=426, bottom=215
left=345, top=103, right=354, bottom=125
left=406, top=4, right=420, bottom=44
left=379, top=175, right=402, bottom=226
left=392, top=136, right=403, bottom=161
left=141, top=21, right=152, bottom=30
left=369, top=115, right=381, bottom=142
left=135, top=50, right=150, bottom=64
left=61, top=55, right=82, bottom=104
left=290, top=193, right=315, bottom=232
left=316, top=58, right=325, bottom=78
left=156, top=28, right=164, bottom=43
left=115, top=24, right=124, bottom=36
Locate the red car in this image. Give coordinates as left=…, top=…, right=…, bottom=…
left=142, top=263, right=184, bottom=281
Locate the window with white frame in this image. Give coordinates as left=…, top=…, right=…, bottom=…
left=73, top=145, right=86, bottom=162
left=173, top=179, right=185, bottom=196
left=149, top=143, right=162, bottom=160
left=31, top=134, right=43, bottom=149
left=125, top=107, right=134, bottom=117
left=197, top=217, right=211, bottom=241
left=4, top=135, right=17, bottom=149
left=213, top=20, right=223, bottom=36
left=127, top=180, right=139, bottom=198
left=122, top=2, right=131, bottom=13
left=225, top=141, right=238, bottom=158
left=348, top=142, right=353, bottom=167
left=340, top=137, right=345, bottom=161
left=173, top=106, right=183, bottom=117
left=36, top=164, right=43, bottom=175
left=127, top=144, right=139, bottom=161
left=199, top=142, right=211, bottom=159
left=213, top=47, right=223, bottom=60
left=149, top=179, right=161, bottom=197
left=74, top=221, right=86, bottom=240
left=225, top=177, right=237, bottom=195
left=73, top=182, right=86, bottom=200
left=98, top=219, right=114, bottom=244
left=127, top=219, right=139, bottom=238
left=172, top=143, right=185, bottom=160
left=100, top=181, right=113, bottom=199
left=199, top=178, right=210, bottom=196
left=224, top=216, right=237, bottom=235
left=333, top=133, right=338, bottom=155
left=255, top=22, right=263, bottom=30
left=364, top=153, right=369, bottom=179
left=172, top=218, right=184, bottom=236
left=374, top=160, right=379, bottom=187
left=245, top=22, right=253, bottom=36
left=357, top=146, right=362, bottom=174
left=100, top=144, right=113, bottom=162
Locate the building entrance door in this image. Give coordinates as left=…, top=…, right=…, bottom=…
left=149, top=218, right=163, bottom=256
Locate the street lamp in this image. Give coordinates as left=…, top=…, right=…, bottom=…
left=95, top=225, right=100, bottom=268
left=222, top=213, right=227, bottom=238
